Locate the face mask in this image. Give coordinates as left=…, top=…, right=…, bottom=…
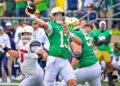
left=56, top=20, right=64, bottom=25
left=21, top=35, right=31, bottom=44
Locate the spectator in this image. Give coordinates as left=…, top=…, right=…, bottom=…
left=0, top=0, right=3, bottom=16
left=34, top=0, right=48, bottom=17
left=84, top=4, right=96, bottom=21
left=47, top=0, right=56, bottom=10
left=12, top=20, right=22, bottom=49
left=65, top=0, right=83, bottom=18
left=3, top=0, right=16, bottom=17
left=15, top=0, right=27, bottom=17
left=84, top=0, right=95, bottom=8
left=114, top=0, right=120, bottom=30
left=5, top=21, right=15, bottom=38
left=0, top=26, right=11, bottom=83
left=95, top=0, right=113, bottom=24
left=5, top=31, right=16, bottom=82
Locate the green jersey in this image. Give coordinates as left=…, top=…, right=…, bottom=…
left=113, top=50, right=120, bottom=57
left=16, top=1, right=27, bottom=8
left=73, top=30, right=98, bottom=68
left=36, top=0, right=47, bottom=11
left=48, top=21, right=73, bottom=59
left=96, top=30, right=111, bottom=50
left=90, top=29, right=99, bottom=39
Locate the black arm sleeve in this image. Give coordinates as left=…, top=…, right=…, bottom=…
left=94, top=36, right=99, bottom=46
left=99, top=35, right=111, bottom=45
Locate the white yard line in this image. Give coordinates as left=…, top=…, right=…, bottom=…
left=0, top=83, right=19, bottom=85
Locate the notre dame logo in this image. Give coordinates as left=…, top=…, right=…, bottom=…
left=99, top=36, right=105, bottom=41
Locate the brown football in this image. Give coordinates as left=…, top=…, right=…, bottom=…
left=27, top=2, right=36, bottom=14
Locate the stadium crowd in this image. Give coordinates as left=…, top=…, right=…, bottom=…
left=0, top=0, right=120, bottom=86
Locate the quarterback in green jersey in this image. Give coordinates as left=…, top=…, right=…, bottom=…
left=26, top=7, right=82, bottom=86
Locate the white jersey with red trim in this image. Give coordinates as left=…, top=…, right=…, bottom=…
left=18, top=39, right=42, bottom=76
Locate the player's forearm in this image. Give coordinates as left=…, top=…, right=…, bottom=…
left=33, top=16, right=49, bottom=29
left=71, top=42, right=82, bottom=53
left=99, top=35, right=111, bottom=45
left=71, top=58, right=79, bottom=69
left=15, top=0, right=22, bottom=3
left=34, top=0, right=42, bottom=4
left=71, top=35, right=82, bottom=45
left=7, top=50, right=19, bottom=58
left=36, top=49, right=48, bottom=61
left=94, top=36, right=100, bottom=46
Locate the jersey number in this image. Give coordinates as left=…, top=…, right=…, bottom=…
left=59, top=31, right=69, bottom=48
left=83, top=33, right=93, bottom=46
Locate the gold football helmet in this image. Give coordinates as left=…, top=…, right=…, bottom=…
left=50, top=7, right=65, bottom=21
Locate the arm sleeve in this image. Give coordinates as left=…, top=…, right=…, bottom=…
left=99, top=35, right=111, bottom=45
left=45, top=24, right=53, bottom=36
left=94, top=36, right=99, bottom=46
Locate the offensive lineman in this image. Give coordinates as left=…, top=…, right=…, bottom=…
left=26, top=7, right=82, bottom=86
left=0, top=26, right=48, bottom=86
left=63, top=17, right=101, bottom=86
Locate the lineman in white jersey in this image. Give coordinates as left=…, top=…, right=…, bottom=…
left=0, top=26, right=48, bottom=86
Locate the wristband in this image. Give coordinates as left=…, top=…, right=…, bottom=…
left=69, top=32, right=74, bottom=38
left=30, top=15, right=36, bottom=19
left=4, top=46, right=11, bottom=52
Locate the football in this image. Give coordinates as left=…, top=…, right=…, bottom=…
left=27, top=2, right=36, bottom=14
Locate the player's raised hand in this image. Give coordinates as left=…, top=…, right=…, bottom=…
left=25, top=8, right=32, bottom=16
left=26, top=1, right=36, bottom=16
left=62, top=24, right=70, bottom=34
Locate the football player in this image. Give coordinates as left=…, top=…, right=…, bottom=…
left=26, top=7, right=82, bottom=86
left=62, top=18, right=101, bottom=86
left=94, top=21, right=114, bottom=86
left=0, top=26, right=48, bottom=86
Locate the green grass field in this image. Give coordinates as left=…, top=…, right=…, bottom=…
left=0, top=81, right=120, bottom=86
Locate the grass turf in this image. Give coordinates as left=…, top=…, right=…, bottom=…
left=0, top=81, right=120, bottom=86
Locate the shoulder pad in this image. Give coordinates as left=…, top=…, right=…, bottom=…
left=30, top=40, right=41, bottom=47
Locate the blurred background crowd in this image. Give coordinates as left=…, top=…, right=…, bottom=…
left=0, top=0, right=120, bottom=85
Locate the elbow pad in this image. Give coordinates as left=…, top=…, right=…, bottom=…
left=73, top=52, right=81, bottom=60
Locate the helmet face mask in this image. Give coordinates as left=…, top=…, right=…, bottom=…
left=21, top=26, right=33, bottom=44
left=50, top=7, right=65, bottom=24
left=21, top=32, right=32, bottom=44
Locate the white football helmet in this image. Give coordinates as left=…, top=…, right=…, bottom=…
left=50, top=7, right=65, bottom=24
left=21, top=26, right=34, bottom=44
